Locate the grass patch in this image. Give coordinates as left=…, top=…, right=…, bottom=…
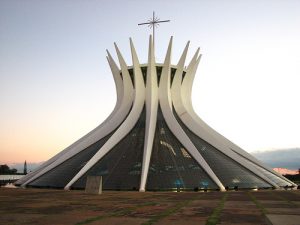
left=205, top=192, right=228, bottom=225
left=247, top=191, right=268, bottom=215
left=76, top=216, right=103, bottom=225
left=141, top=200, right=191, bottom=225
left=75, top=208, right=133, bottom=225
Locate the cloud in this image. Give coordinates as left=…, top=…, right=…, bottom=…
left=252, top=148, right=300, bottom=170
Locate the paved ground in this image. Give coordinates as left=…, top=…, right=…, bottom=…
left=0, top=188, right=299, bottom=225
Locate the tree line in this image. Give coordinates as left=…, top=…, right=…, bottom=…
left=0, top=164, right=18, bottom=175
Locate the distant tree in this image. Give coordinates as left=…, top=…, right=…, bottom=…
left=0, top=165, right=10, bottom=174
left=284, top=173, right=300, bottom=185
left=0, top=164, right=18, bottom=174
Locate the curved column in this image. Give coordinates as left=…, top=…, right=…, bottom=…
left=158, top=37, right=225, bottom=191
left=106, top=52, right=124, bottom=111
left=64, top=39, right=146, bottom=190
left=180, top=54, right=292, bottom=186
left=139, top=36, right=158, bottom=192
left=172, top=51, right=279, bottom=188
left=20, top=50, right=134, bottom=187
left=21, top=47, right=135, bottom=188
left=17, top=57, right=124, bottom=186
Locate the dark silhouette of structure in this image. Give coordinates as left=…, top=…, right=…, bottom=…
left=23, top=161, right=27, bottom=175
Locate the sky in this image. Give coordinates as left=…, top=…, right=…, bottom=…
left=1, top=0, right=300, bottom=164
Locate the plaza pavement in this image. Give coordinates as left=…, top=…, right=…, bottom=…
left=0, top=188, right=299, bottom=225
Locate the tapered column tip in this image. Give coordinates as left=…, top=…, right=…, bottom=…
left=129, top=38, right=134, bottom=46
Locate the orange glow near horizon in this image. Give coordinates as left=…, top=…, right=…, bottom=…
left=273, top=168, right=298, bottom=175
left=0, top=110, right=110, bottom=164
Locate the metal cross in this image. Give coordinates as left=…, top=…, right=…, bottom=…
left=138, top=11, right=170, bottom=48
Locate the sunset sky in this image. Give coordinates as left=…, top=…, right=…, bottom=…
left=1, top=0, right=300, bottom=164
